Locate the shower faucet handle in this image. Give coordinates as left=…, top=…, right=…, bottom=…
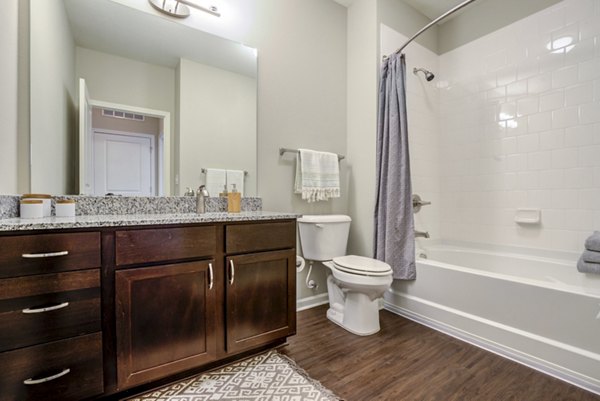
left=412, top=194, right=431, bottom=213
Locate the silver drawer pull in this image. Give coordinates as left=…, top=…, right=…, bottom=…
left=22, top=302, right=69, bottom=314
left=208, top=263, right=214, bottom=290
left=229, top=260, right=235, bottom=285
left=21, top=251, right=69, bottom=259
left=23, top=368, right=70, bottom=385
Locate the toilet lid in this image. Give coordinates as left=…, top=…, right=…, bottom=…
left=332, top=255, right=392, bottom=276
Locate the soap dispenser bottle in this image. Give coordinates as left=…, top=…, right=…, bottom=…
left=227, top=184, right=241, bottom=213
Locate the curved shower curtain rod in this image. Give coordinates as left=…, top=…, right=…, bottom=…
left=383, top=0, right=479, bottom=59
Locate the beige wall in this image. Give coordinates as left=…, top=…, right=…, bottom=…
left=178, top=58, right=257, bottom=196
left=30, top=0, right=77, bottom=194
left=345, top=0, right=379, bottom=259
left=248, top=0, right=349, bottom=300
left=0, top=0, right=19, bottom=194
left=378, top=0, right=438, bottom=55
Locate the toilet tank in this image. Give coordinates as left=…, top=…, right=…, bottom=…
left=298, top=215, right=351, bottom=261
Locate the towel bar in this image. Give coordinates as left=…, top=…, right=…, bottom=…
left=201, top=168, right=248, bottom=176
left=279, top=147, right=345, bottom=160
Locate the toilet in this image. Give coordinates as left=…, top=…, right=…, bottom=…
left=298, top=215, right=393, bottom=336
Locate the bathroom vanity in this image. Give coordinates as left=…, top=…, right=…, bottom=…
left=0, top=212, right=297, bottom=400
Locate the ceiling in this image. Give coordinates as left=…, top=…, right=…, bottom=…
left=401, top=0, right=466, bottom=21
left=332, top=0, right=468, bottom=24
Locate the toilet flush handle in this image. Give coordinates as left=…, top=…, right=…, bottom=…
left=315, top=224, right=324, bottom=229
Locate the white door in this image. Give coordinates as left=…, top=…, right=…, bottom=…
left=93, top=132, right=155, bottom=196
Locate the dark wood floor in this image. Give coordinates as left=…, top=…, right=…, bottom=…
left=280, top=305, right=600, bottom=401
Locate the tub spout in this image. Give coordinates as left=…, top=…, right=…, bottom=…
left=415, top=230, right=430, bottom=239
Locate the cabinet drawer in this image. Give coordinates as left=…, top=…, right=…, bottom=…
left=0, top=270, right=100, bottom=301
left=0, top=332, right=104, bottom=401
left=0, top=271, right=100, bottom=352
left=0, top=232, right=101, bottom=279
left=226, top=221, right=296, bottom=254
left=116, top=226, right=217, bottom=266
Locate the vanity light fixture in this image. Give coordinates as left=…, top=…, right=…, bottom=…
left=148, top=0, right=221, bottom=18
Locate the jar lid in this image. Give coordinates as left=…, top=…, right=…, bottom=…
left=56, top=199, right=76, bottom=204
left=21, top=200, right=43, bottom=204
left=22, top=193, right=52, bottom=199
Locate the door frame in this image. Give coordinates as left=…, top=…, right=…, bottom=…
left=83, top=97, right=171, bottom=195
left=91, top=129, right=157, bottom=196
left=90, top=101, right=170, bottom=196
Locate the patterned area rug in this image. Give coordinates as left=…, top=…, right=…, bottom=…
left=128, top=351, right=341, bottom=401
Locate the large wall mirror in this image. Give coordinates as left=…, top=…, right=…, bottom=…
left=29, top=0, right=257, bottom=196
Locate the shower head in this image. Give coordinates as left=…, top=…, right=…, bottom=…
left=413, top=67, right=435, bottom=82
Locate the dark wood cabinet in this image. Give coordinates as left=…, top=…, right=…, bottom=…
left=0, top=218, right=296, bottom=400
left=225, top=249, right=296, bottom=353
left=115, top=260, right=218, bottom=390
left=0, top=232, right=103, bottom=401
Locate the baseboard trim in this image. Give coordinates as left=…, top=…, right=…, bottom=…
left=384, top=295, right=600, bottom=396
left=297, top=293, right=329, bottom=312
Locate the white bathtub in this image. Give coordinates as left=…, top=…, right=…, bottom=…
left=384, top=243, right=600, bottom=395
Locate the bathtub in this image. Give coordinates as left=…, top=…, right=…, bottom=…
left=384, top=243, right=600, bottom=394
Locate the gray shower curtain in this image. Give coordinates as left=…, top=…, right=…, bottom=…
left=374, top=53, right=415, bottom=280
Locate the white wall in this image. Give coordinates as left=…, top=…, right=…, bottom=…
left=0, top=0, right=19, bottom=194
left=380, top=25, right=441, bottom=250
left=30, top=0, right=77, bottom=194
left=438, top=0, right=600, bottom=252
left=178, top=58, right=257, bottom=196
left=76, top=47, right=176, bottom=193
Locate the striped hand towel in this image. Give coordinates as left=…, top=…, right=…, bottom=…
left=294, top=149, right=340, bottom=203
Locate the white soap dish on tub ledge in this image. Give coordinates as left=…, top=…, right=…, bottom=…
left=514, top=208, right=541, bottom=225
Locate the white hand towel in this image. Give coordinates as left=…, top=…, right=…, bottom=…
left=226, top=170, right=245, bottom=196
left=205, top=168, right=227, bottom=197
left=294, top=148, right=340, bottom=203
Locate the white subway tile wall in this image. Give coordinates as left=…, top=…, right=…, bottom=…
left=438, top=0, right=600, bottom=251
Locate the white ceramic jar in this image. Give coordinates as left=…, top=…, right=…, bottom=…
left=21, top=194, right=52, bottom=217
left=55, top=199, right=76, bottom=217
left=20, top=200, right=44, bottom=219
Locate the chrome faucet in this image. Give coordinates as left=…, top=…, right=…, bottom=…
left=414, top=230, right=430, bottom=239
left=196, top=185, right=210, bottom=214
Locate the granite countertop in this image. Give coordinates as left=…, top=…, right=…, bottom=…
left=0, top=211, right=300, bottom=232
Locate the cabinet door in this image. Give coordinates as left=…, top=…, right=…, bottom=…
left=225, top=250, right=296, bottom=353
left=115, top=261, right=217, bottom=390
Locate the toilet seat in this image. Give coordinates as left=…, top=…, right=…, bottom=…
left=332, top=255, right=392, bottom=277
